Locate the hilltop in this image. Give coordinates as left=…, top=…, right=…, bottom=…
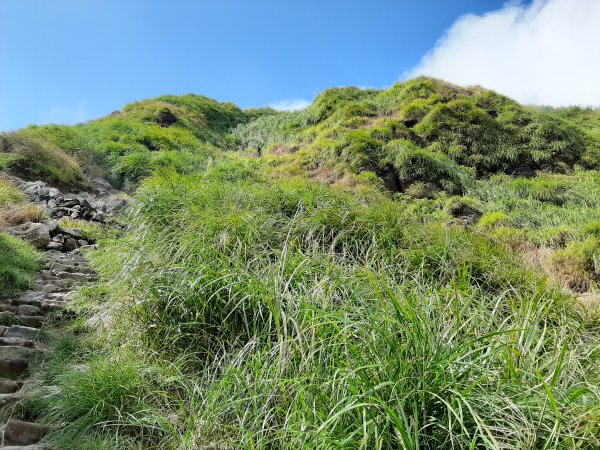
left=2, top=77, right=599, bottom=192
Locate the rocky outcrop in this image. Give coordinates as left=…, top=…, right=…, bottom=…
left=3, top=177, right=128, bottom=253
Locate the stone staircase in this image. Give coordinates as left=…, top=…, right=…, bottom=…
left=0, top=246, right=95, bottom=448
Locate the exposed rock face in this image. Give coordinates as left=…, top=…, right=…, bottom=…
left=3, top=419, right=51, bottom=445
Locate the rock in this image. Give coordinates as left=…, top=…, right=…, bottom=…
left=12, top=291, right=43, bottom=306
left=6, top=223, right=50, bottom=249
left=0, top=346, right=32, bottom=359
left=46, top=242, right=62, bottom=250
left=58, top=227, right=83, bottom=239
left=62, top=237, right=78, bottom=251
left=0, top=304, right=17, bottom=313
left=51, top=234, right=65, bottom=243
left=3, top=420, right=51, bottom=445
left=2, top=445, right=47, bottom=450
left=6, top=325, right=39, bottom=340
left=40, top=300, right=66, bottom=312
left=19, top=316, right=45, bottom=328
left=17, top=305, right=41, bottom=316
left=47, top=187, right=61, bottom=198
left=0, top=379, right=21, bottom=393
left=56, top=271, right=92, bottom=282
left=44, top=220, right=59, bottom=234
left=105, top=198, right=128, bottom=214
left=157, top=108, right=177, bottom=127
left=0, top=358, right=28, bottom=379
left=0, top=336, right=34, bottom=347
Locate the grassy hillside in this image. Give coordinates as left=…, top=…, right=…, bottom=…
left=234, top=78, right=600, bottom=192
left=3, top=78, right=600, bottom=449
left=0, top=94, right=254, bottom=188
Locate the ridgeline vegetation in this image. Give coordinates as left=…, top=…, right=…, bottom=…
left=1, top=77, right=599, bottom=449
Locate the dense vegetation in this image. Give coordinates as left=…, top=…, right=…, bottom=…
left=1, top=77, right=600, bottom=449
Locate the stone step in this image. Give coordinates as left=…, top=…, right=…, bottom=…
left=0, top=379, right=22, bottom=394
left=0, top=347, right=33, bottom=360
left=17, top=317, right=45, bottom=329
left=54, top=271, right=95, bottom=282
left=0, top=305, right=16, bottom=314
left=39, top=301, right=66, bottom=313
left=16, top=306, right=41, bottom=318
left=0, top=337, right=34, bottom=348
left=2, top=420, right=51, bottom=446
left=1, top=445, right=46, bottom=450
left=0, top=358, right=28, bottom=380
left=10, top=298, right=41, bottom=308
left=6, top=326, right=39, bottom=341
left=30, top=280, right=71, bottom=292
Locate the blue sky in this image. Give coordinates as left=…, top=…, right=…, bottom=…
left=3, top=0, right=598, bottom=131
left=0, top=0, right=506, bottom=130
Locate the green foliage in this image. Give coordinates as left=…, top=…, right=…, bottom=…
left=44, top=169, right=598, bottom=449
left=387, top=140, right=471, bottom=193
left=2, top=130, right=83, bottom=184
left=0, top=232, right=43, bottom=298
left=2, top=94, right=250, bottom=188
left=0, top=177, right=26, bottom=206
left=232, top=77, right=600, bottom=195
left=552, top=237, right=600, bottom=291
left=6, top=78, right=600, bottom=449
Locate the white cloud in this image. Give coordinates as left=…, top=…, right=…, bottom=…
left=268, top=99, right=311, bottom=111
left=40, top=102, right=88, bottom=125
left=406, top=0, right=600, bottom=106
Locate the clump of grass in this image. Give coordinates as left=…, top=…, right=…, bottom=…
left=57, top=218, right=105, bottom=241
left=3, top=131, right=83, bottom=185
left=552, top=237, right=600, bottom=292
left=0, top=176, right=26, bottom=206
left=0, top=231, right=43, bottom=298
left=0, top=204, right=47, bottom=228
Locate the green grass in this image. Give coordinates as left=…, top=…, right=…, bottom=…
left=0, top=176, right=26, bottom=206
left=3, top=78, right=600, bottom=449
left=30, top=167, right=599, bottom=449
left=234, top=77, right=600, bottom=195
left=0, top=231, right=43, bottom=298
